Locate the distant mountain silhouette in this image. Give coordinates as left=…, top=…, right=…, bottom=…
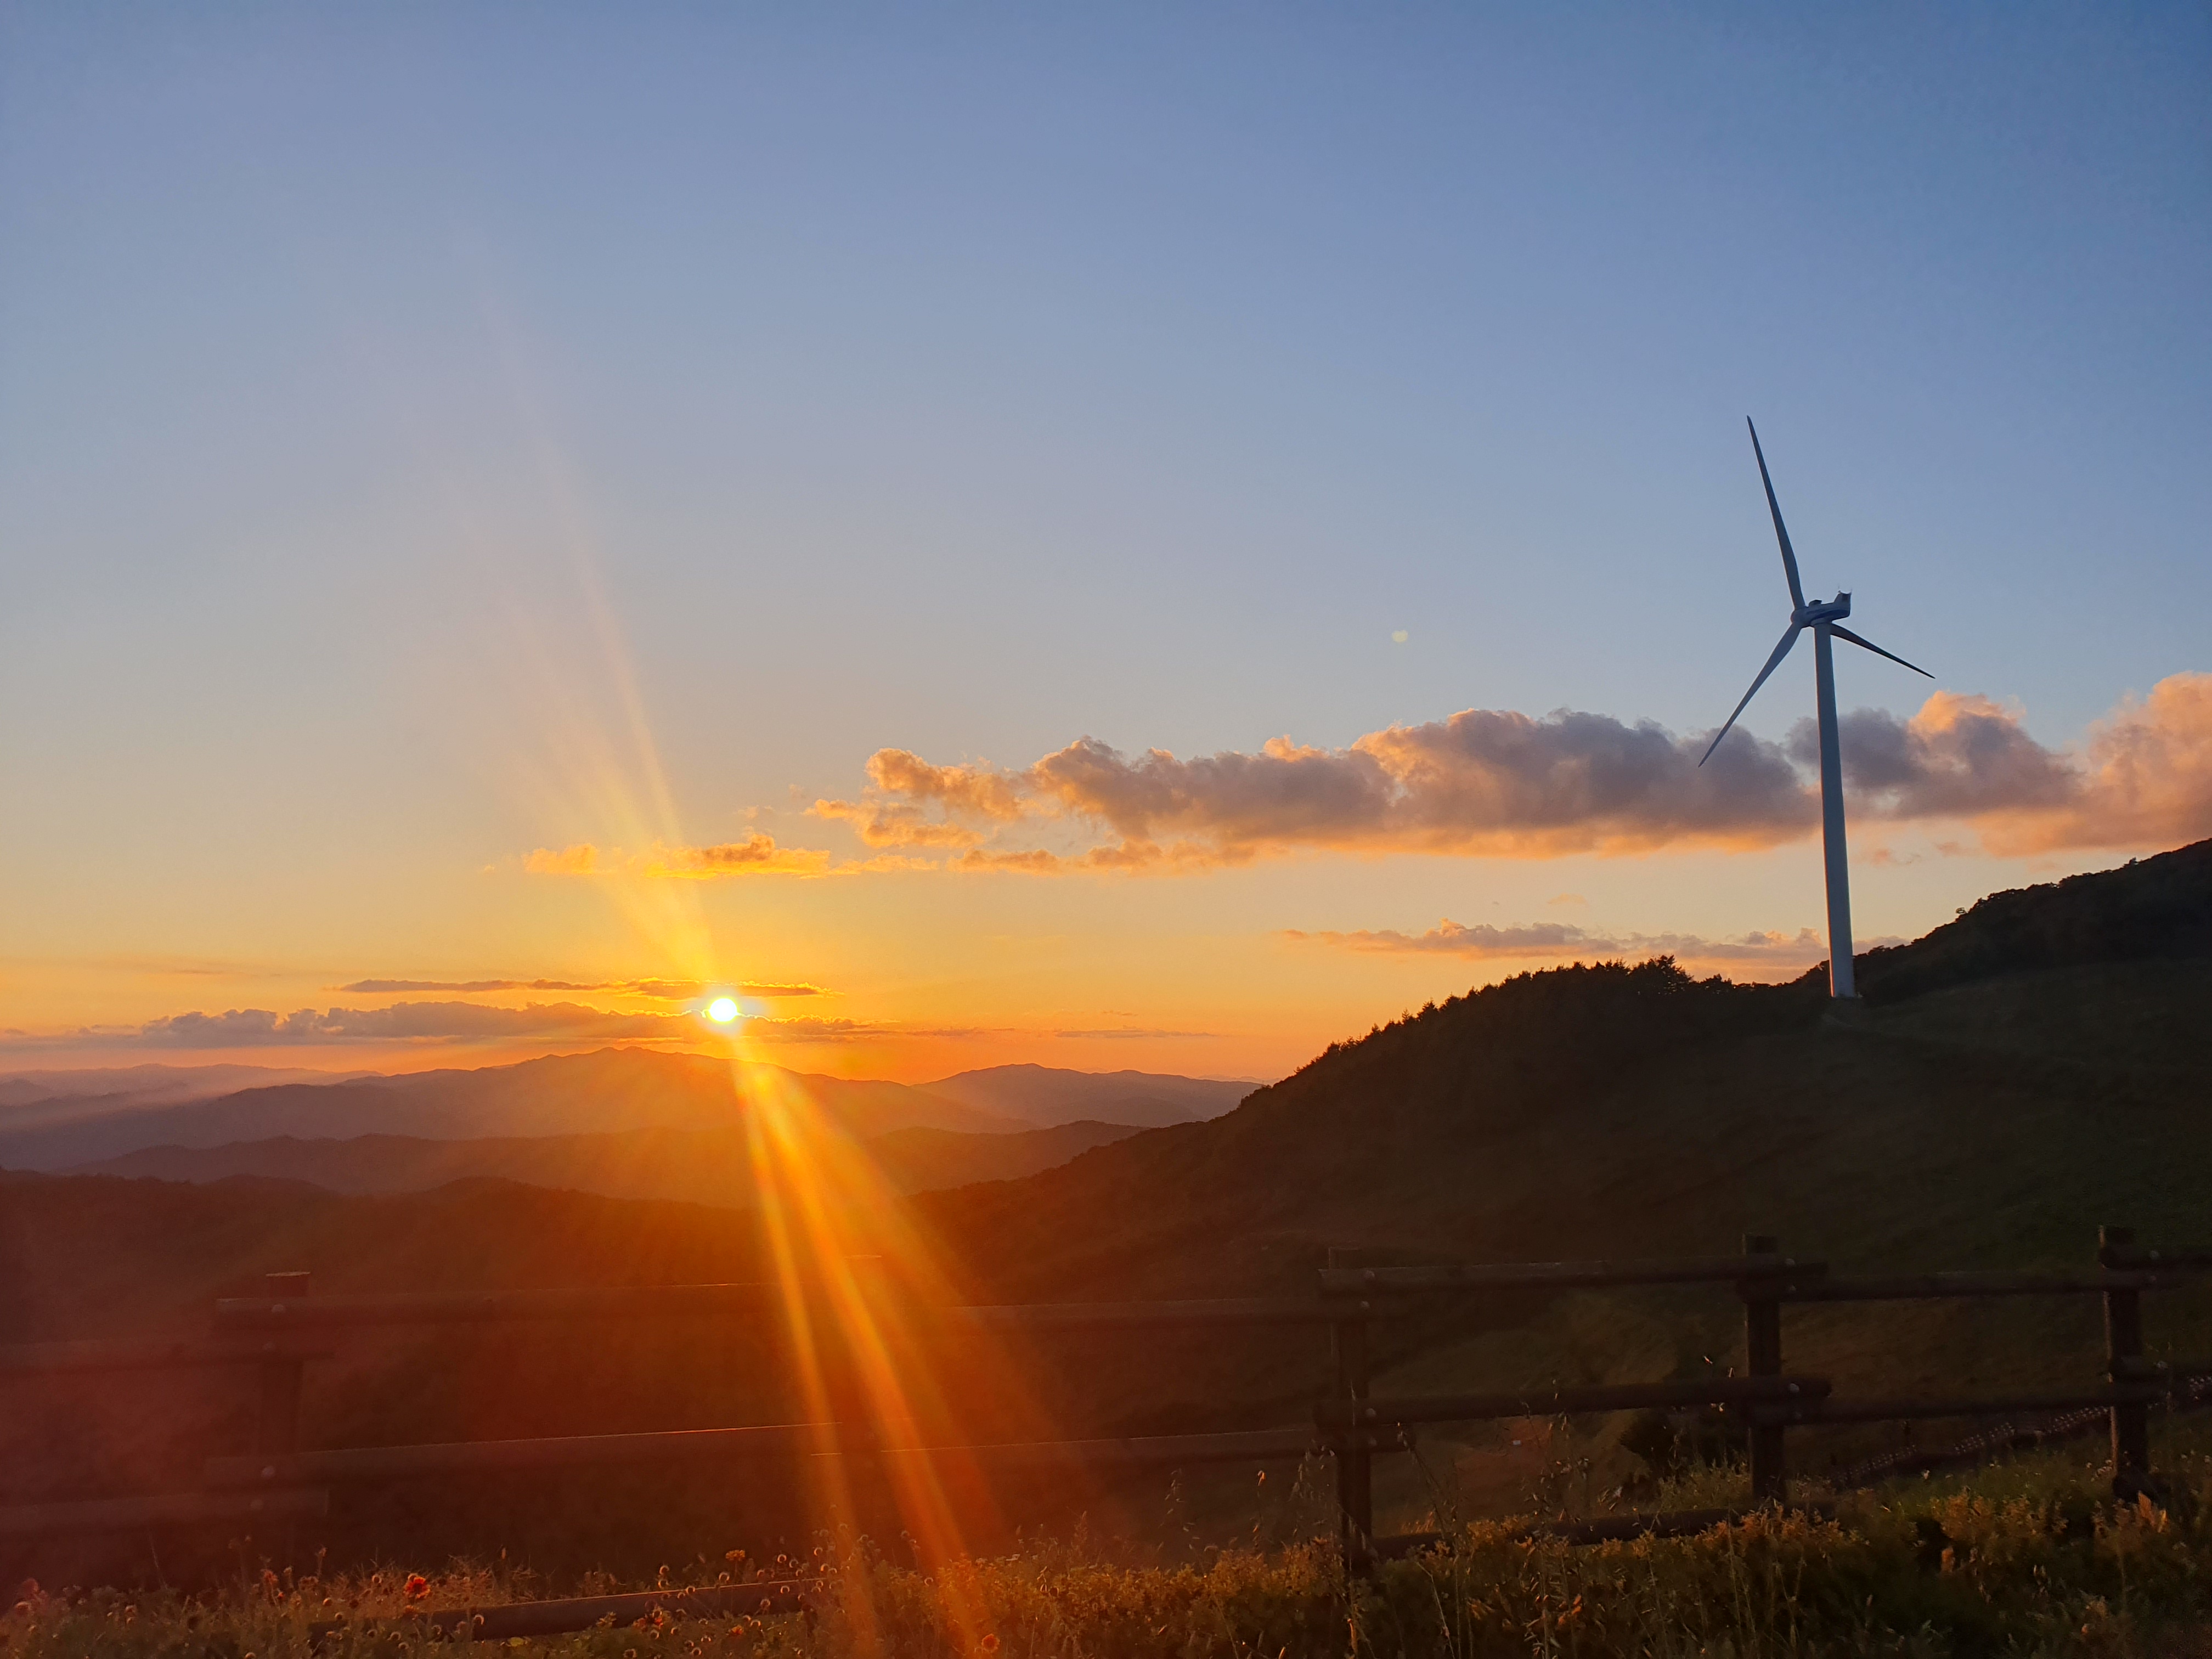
left=0, top=1049, right=1253, bottom=1171
left=918, top=1064, right=1252, bottom=1128
left=0, top=1062, right=368, bottom=1115
left=0, top=1049, right=1014, bottom=1170
left=69, top=1118, right=1146, bottom=1204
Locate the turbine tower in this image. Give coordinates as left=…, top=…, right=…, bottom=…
left=1699, top=420, right=1931, bottom=999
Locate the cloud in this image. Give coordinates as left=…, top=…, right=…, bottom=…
left=827, top=709, right=1813, bottom=868
left=1778, top=674, right=2212, bottom=855
left=1049, top=1026, right=1221, bottom=1040
left=1961, top=674, right=2212, bottom=854
left=4, top=1001, right=969, bottom=1051
left=525, top=844, right=601, bottom=875
left=721, top=1015, right=994, bottom=1043
left=810, top=749, right=1027, bottom=848
left=799, top=674, right=2211, bottom=871
left=812, top=798, right=985, bottom=849
left=524, top=837, right=839, bottom=879
left=1283, top=919, right=1897, bottom=972
left=737, top=1016, right=884, bottom=1043
left=644, top=836, right=834, bottom=878
left=1801, top=692, right=2077, bottom=819
left=49, top=1000, right=691, bottom=1049
left=335, top=978, right=827, bottom=999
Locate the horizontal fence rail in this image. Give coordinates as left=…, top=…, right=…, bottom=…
left=1752, top=1388, right=2165, bottom=1427
left=312, top=1580, right=825, bottom=1647
left=208, top=1423, right=841, bottom=1487
left=212, top=1281, right=791, bottom=1330
left=1375, top=1501, right=1847, bottom=1560
left=209, top=1425, right=1333, bottom=1489
left=869, top=1429, right=1332, bottom=1469
left=0, top=1337, right=332, bottom=1376
left=1777, top=1271, right=2172, bottom=1302
left=213, top=1288, right=1351, bottom=1335
left=1317, top=1375, right=1831, bottom=1429
left=1316, top=1253, right=1824, bottom=1295
left=2102, top=1245, right=2212, bottom=1271
left=949, top=1298, right=1348, bottom=1330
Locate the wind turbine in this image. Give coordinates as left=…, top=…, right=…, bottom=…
left=1699, top=420, right=1931, bottom=999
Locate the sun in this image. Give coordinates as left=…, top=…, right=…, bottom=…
left=706, top=996, right=740, bottom=1023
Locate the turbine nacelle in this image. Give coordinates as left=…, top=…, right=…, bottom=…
left=1795, top=593, right=1850, bottom=627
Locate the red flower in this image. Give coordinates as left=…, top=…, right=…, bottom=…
left=403, top=1575, right=430, bottom=1601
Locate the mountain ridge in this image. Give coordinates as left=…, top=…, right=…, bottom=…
left=65, top=1118, right=1149, bottom=1204
left=0, top=1048, right=1014, bottom=1169
left=917, top=1063, right=1251, bottom=1128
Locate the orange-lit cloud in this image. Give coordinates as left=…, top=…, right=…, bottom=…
left=811, top=749, right=1028, bottom=848
left=833, top=711, right=1808, bottom=863
left=1818, top=674, right=2212, bottom=856
left=812, top=798, right=986, bottom=848
left=336, top=977, right=827, bottom=998
left=645, top=836, right=836, bottom=878
left=524, top=843, right=603, bottom=875
left=804, top=674, right=2212, bottom=870
left=524, top=836, right=840, bottom=878
left=1, top=1001, right=984, bottom=1051
left=25, top=1000, right=684, bottom=1049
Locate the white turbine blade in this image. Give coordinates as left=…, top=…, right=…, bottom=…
left=1830, top=624, right=1932, bottom=678
left=1699, top=622, right=1802, bottom=766
left=1747, top=419, right=1807, bottom=611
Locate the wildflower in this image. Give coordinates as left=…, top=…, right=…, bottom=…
left=404, top=1575, right=430, bottom=1601
left=981, top=1635, right=1000, bottom=1653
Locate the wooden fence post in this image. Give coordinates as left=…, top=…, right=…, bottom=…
left=2100, top=1226, right=2151, bottom=1489
left=1326, top=1248, right=1374, bottom=1574
left=1742, top=1235, right=1786, bottom=1505
left=256, top=1272, right=311, bottom=1457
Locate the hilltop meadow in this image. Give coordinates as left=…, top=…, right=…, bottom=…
left=14, top=1436, right=2212, bottom=1657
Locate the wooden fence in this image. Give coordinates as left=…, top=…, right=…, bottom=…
left=8, top=1226, right=2210, bottom=1598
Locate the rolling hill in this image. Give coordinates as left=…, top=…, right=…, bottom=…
left=926, top=839, right=2212, bottom=1304
left=0, top=1051, right=1253, bottom=1171
left=0, top=1062, right=362, bottom=1113
left=0, top=1048, right=1022, bottom=1170
left=919, top=1064, right=1251, bottom=1128
left=66, top=1118, right=1146, bottom=1204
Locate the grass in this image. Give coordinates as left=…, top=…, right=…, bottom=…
left=15, top=1436, right=2212, bottom=1658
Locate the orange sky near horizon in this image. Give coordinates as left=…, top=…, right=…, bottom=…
left=6, top=10, right=2209, bottom=1091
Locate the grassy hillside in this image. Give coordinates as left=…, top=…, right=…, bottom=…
left=928, top=840, right=2212, bottom=1302
left=17, top=1430, right=2212, bottom=1654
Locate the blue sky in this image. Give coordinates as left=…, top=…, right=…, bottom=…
left=3, top=4, right=2207, bottom=1076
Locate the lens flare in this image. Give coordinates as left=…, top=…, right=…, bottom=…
left=707, top=996, right=739, bottom=1023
